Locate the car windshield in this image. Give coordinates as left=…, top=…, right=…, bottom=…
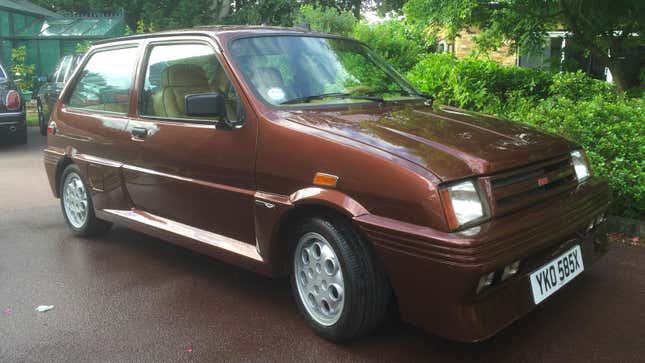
left=0, top=65, right=6, bottom=79
left=228, top=36, right=423, bottom=106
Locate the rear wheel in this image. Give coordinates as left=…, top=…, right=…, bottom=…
left=59, top=164, right=112, bottom=236
left=290, top=216, right=390, bottom=342
left=15, top=129, right=27, bottom=145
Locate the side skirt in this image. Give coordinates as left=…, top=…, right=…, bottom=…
left=96, top=208, right=273, bottom=276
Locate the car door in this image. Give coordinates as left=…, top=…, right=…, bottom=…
left=54, top=45, right=141, bottom=211
left=123, top=38, right=258, bottom=245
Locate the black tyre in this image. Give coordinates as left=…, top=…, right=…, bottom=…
left=37, top=99, right=47, bottom=136
left=289, top=215, right=390, bottom=342
left=15, top=129, right=27, bottom=145
left=59, top=164, right=112, bottom=237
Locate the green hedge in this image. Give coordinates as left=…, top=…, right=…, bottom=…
left=407, top=54, right=644, bottom=218
left=353, top=20, right=425, bottom=73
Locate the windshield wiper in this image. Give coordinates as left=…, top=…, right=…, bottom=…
left=368, top=89, right=435, bottom=106
left=280, top=92, right=384, bottom=105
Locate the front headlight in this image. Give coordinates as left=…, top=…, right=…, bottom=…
left=571, top=150, right=590, bottom=182
left=439, top=180, right=489, bottom=230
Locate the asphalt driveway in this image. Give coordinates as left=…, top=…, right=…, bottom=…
left=1, top=128, right=644, bottom=362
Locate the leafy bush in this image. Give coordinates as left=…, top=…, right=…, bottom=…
left=507, top=96, right=644, bottom=218
left=405, top=53, right=456, bottom=101
left=408, top=53, right=551, bottom=113
left=352, top=20, right=426, bottom=73
left=548, top=71, right=617, bottom=101
left=407, top=54, right=644, bottom=218
left=295, top=5, right=357, bottom=35
left=10, top=46, right=36, bottom=91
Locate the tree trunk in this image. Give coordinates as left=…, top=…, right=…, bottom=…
left=210, top=0, right=230, bottom=21
left=606, top=60, right=629, bottom=93
left=558, top=0, right=631, bottom=93
left=352, top=0, right=361, bottom=19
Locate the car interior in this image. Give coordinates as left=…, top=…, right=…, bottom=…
left=142, top=52, right=239, bottom=121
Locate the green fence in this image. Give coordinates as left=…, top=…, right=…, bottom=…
left=0, top=7, right=124, bottom=82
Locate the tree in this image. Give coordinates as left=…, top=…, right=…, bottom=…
left=11, top=46, right=37, bottom=91
left=370, top=0, right=407, bottom=16
left=310, top=0, right=364, bottom=18
left=404, top=0, right=644, bottom=92
left=32, top=0, right=221, bottom=30
left=224, top=0, right=299, bottom=26
left=32, top=1, right=374, bottom=30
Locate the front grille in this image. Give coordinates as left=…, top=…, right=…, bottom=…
left=487, top=155, right=578, bottom=216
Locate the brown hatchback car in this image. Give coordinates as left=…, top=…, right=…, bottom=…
left=44, top=26, right=611, bottom=343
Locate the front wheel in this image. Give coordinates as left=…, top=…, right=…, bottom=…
left=290, top=216, right=390, bottom=342
left=59, top=164, right=112, bottom=236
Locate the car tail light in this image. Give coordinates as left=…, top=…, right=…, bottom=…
left=47, top=121, right=57, bottom=136
left=5, top=90, right=21, bottom=111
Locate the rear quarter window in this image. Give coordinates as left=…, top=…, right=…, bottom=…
left=68, top=47, right=138, bottom=114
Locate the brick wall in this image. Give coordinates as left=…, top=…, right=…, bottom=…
left=443, top=27, right=518, bottom=67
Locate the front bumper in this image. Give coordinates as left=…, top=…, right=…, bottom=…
left=0, top=111, right=26, bottom=138
left=355, top=177, right=611, bottom=342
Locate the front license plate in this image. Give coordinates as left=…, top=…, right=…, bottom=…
left=530, top=245, right=584, bottom=304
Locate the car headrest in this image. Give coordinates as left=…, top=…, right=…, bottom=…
left=161, top=64, right=209, bottom=88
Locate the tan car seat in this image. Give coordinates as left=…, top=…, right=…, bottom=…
left=153, top=64, right=211, bottom=118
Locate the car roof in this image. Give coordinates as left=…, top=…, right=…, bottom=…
left=92, top=25, right=345, bottom=46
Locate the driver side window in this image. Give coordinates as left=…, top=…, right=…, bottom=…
left=140, top=42, right=242, bottom=122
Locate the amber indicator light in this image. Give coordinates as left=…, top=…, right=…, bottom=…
left=313, top=173, right=339, bottom=188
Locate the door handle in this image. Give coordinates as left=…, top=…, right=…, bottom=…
left=131, top=127, right=148, bottom=139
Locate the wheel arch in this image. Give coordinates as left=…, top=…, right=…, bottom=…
left=266, top=189, right=386, bottom=282
left=54, top=156, right=74, bottom=198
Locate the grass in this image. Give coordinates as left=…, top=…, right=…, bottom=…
left=26, top=113, right=38, bottom=126
left=25, top=101, right=39, bottom=126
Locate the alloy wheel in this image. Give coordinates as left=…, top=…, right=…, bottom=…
left=294, top=232, right=345, bottom=326
left=62, top=173, right=89, bottom=228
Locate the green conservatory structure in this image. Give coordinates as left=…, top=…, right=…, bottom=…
left=0, top=0, right=124, bottom=78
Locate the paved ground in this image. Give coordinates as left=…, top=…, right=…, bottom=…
left=1, top=128, right=645, bottom=362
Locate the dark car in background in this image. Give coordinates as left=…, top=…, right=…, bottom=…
left=0, top=62, right=26, bottom=144
left=35, top=53, right=84, bottom=135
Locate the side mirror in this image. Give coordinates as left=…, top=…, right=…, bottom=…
left=185, top=92, right=227, bottom=119
left=47, top=74, right=55, bottom=83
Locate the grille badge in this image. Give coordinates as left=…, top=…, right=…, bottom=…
left=538, top=176, right=549, bottom=187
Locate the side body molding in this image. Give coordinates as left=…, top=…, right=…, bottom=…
left=44, top=146, right=370, bottom=278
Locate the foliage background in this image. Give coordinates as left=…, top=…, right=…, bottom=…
left=27, top=1, right=644, bottom=218
left=10, top=46, right=36, bottom=91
